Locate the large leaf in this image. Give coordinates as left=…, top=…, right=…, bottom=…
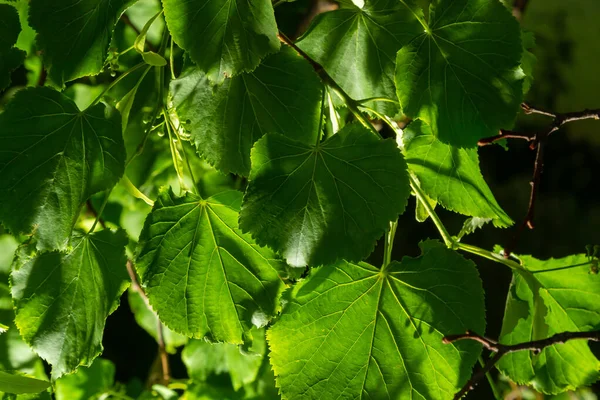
left=55, top=358, right=115, bottom=400
left=268, top=240, right=485, bottom=399
left=498, top=253, right=600, bottom=394
left=0, top=87, right=125, bottom=250
left=395, top=0, right=523, bottom=146
left=0, top=372, right=49, bottom=395
left=0, top=4, right=26, bottom=91
left=163, top=0, right=279, bottom=83
left=404, top=120, right=513, bottom=227
left=29, top=0, right=137, bottom=87
left=170, top=46, right=323, bottom=176
left=240, top=123, right=410, bottom=267
left=11, top=230, right=129, bottom=379
left=297, top=0, right=423, bottom=116
left=136, top=189, right=285, bottom=343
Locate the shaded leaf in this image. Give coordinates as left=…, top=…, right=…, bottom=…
left=268, top=240, right=485, bottom=399
left=55, top=358, right=115, bottom=400
left=136, top=189, right=285, bottom=342
left=0, top=372, right=49, bottom=395
left=170, top=46, right=323, bottom=176
left=0, top=87, right=125, bottom=250
left=11, top=230, right=129, bottom=379
left=240, top=123, right=410, bottom=267
left=0, top=4, right=25, bottom=91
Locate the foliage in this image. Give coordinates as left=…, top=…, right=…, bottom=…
left=0, top=0, right=598, bottom=399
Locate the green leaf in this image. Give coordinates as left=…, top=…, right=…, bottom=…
left=133, top=10, right=167, bottom=67
left=11, top=229, right=129, bottom=379
left=404, top=120, right=513, bottom=227
left=0, top=4, right=26, bottom=91
left=128, top=288, right=188, bottom=353
left=136, top=189, right=285, bottom=342
left=170, top=46, right=323, bottom=176
left=240, top=123, right=410, bottom=267
left=395, top=0, right=523, bottom=146
left=268, top=240, right=485, bottom=399
left=163, top=0, right=280, bottom=83
left=55, top=358, right=115, bottom=400
left=297, top=0, right=422, bottom=116
left=29, top=0, right=137, bottom=86
left=0, top=87, right=126, bottom=250
left=183, top=328, right=267, bottom=391
left=0, top=372, right=49, bottom=395
left=456, top=217, right=492, bottom=240
left=498, top=254, right=600, bottom=394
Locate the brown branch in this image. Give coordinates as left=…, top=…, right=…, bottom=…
left=126, top=260, right=170, bottom=384
left=443, top=329, right=600, bottom=399
left=512, top=0, right=531, bottom=21
left=477, top=129, right=534, bottom=146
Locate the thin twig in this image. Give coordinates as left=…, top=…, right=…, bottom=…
left=512, top=0, right=531, bottom=21
left=443, top=329, right=600, bottom=399
left=86, top=200, right=106, bottom=229
left=120, top=14, right=157, bottom=53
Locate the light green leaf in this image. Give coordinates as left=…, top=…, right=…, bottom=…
left=183, top=328, right=267, bottom=391
left=404, top=120, right=513, bottom=227
left=0, top=87, right=126, bottom=250
left=29, top=0, right=137, bottom=87
left=395, top=0, right=523, bottom=146
left=0, top=372, right=49, bottom=395
left=163, top=0, right=280, bottom=83
left=133, top=10, right=166, bottom=67
left=11, top=229, right=129, bottom=379
left=136, top=189, right=285, bottom=342
left=55, top=358, right=115, bottom=400
left=128, top=288, right=187, bottom=353
left=456, top=217, right=492, bottom=240
left=499, top=253, right=600, bottom=394
left=240, top=123, right=410, bottom=267
left=297, top=0, right=422, bottom=116
left=170, top=46, right=323, bottom=176
left=268, top=240, right=485, bottom=399
left=0, top=4, right=26, bottom=91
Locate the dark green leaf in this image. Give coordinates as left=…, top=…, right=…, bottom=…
left=29, top=0, right=137, bottom=86
left=163, top=0, right=279, bottom=83
left=395, top=0, right=523, bottom=146
left=136, top=189, right=285, bottom=342
left=11, top=230, right=129, bottom=378
left=240, top=123, right=410, bottom=267
left=0, top=372, right=49, bottom=395
left=0, top=4, right=25, bottom=91
left=499, top=253, right=600, bottom=394
left=55, top=358, right=115, bottom=400
left=0, top=87, right=125, bottom=250
left=404, top=120, right=513, bottom=226
left=297, top=0, right=422, bottom=116
left=170, top=46, right=323, bottom=175
left=268, top=240, right=485, bottom=399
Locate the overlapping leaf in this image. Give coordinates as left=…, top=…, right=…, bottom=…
left=0, top=4, right=26, bottom=91
left=240, top=123, right=410, bottom=267
left=55, top=358, right=115, bottom=400
left=297, top=0, right=422, bottom=116
left=29, top=0, right=137, bottom=86
left=163, top=0, right=279, bottom=83
left=498, top=254, right=600, bottom=394
left=170, top=46, right=323, bottom=175
left=395, top=0, right=523, bottom=146
left=136, top=189, right=285, bottom=343
left=11, top=230, right=129, bottom=379
left=0, top=87, right=125, bottom=250
left=404, top=120, right=513, bottom=227
left=268, top=240, right=485, bottom=399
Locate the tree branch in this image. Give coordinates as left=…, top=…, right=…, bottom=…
left=512, top=0, right=530, bottom=21
left=443, top=329, right=600, bottom=399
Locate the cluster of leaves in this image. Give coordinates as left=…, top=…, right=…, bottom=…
left=0, top=0, right=598, bottom=399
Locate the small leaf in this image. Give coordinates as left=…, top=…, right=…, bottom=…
left=404, top=120, right=513, bottom=227
left=55, top=358, right=115, bottom=400
left=134, top=10, right=167, bottom=67
left=268, top=240, right=485, bottom=399
left=0, top=4, right=26, bottom=91
left=170, top=46, right=323, bottom=176
left=456, top=217, right=493, bottom=240
left=240, top=123, right=410, bottom=267
left=11, top=230, right=129, bottom=379
left=136, top=189, right=285, bottom=342
left=0, top=372, right=49, bottom=395
left=395, top=0, right=523, bottom=146
left=0, top=87, right=125, bottom=250
left=29, top=0, right=138, bottom=87
left=297, top=0, right=423, bottom=116
left=499, top=253, right=600, bottom=394
left=163, top=0, right=280, bottom=83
